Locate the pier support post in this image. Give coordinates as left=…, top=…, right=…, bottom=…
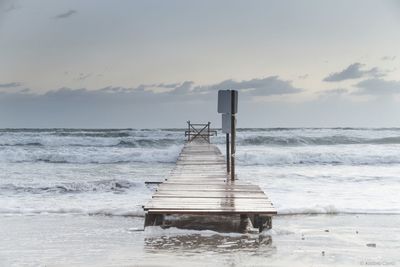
left=144, top=214, right=164, bottom=227
left=239, top=214, right=259, bottom=234
left=187, top=121, right=191, bottom=141
left=226, top=133, right=230, bottom=173
left=251, top=215, right=272, bottom=232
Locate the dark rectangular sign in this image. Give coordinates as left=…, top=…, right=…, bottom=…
left=218, top=90, right=238, bottom=114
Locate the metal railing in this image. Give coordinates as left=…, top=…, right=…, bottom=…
left=185, top=121, right=217, bottom=143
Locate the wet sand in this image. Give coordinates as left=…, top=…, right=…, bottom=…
left=0, top=214, right=399, bottom=266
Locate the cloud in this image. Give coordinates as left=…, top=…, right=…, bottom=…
left=0, top=75, right=305, bottom=127
left=0, top=82, right=22, bottom=88
left=3, top=3, right=17, bottom=13
left=0, top=75, right=303, bottom=105
left=54, top=9, right=77, bottom=19
left=201, top=76, right=302, bottom=96
left=354, top=78, right=400, bottom=95
left=298, top=74, right=309, bottom=79
left=320, top=88, right=348, bottom=95
left=3, top=76, right=400, bottom=128
left=381, top=56, right=396, bottom=61
left=75, top=73, right=91, bottom=81
left=81, top=75, right=302, bottom=99
left=323, top=63, right=383, bottom=82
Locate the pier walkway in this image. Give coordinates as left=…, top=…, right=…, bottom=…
left=143, top=139, right=277, bottom=232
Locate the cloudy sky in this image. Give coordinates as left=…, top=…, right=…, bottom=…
left=1, top=0, right=400, bottom=128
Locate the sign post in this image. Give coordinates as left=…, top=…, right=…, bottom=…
left=218, top=90, right=238, bottom=181
left=226, top=133, right=230, bottom=173
left=222, top=113, right=231, bottom=173
left=230, top=90, right=236, bottom=181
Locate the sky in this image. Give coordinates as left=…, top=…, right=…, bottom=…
left=0, top=0, right=400, bottom=128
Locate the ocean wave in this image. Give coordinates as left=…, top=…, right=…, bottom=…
left=0, top=207, right=145, bottom=217
left=116, top=138, right=181, bottom=148
left=0, top=179, right=137, bottom=194
left=0, top=138, right=181, bottom=148
left=277, top=205, right=400, bottom=215
left=0, top=145, right=182, bottom=164
left=237, top=149, right=400, bottom=166
left=54, top=131, right=133, bottom=138
left=0, top=142, right=44, bottom=147
left=238, top=135, right=400, bottom=146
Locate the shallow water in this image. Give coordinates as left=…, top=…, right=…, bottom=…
left=0, top=214, right=398, bottom=266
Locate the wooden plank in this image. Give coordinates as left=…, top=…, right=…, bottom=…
left=143, top=141, right=277, bottom=222
left=153, top=191, right=268, bottom=198
left=146, top=200, right=273, bottom=206
left=146, top=202, right=274, bottom=207
left=157, top=188, right=264, bottom=193
left=147, top=209, right=277, bottom=215
left=158, top=184, right=256, bottom=188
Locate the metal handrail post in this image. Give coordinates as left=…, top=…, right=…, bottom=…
left=207, top=122, right=210, bottom=143
left=187, top=121, right=191, bottom=141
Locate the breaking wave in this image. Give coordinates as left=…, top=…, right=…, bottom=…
left=237, top=149, right=400, bottom=166
left=0, top=145, right=182, bottom=164
left=0, top=138, right=182, bottom=148
left=0, top=179, right=138, bottom=194
left=0, top=207, right=145, bottom=217
left=238, top=135, right=400, bottom=146
left=277, top=205, right=400, bottom=215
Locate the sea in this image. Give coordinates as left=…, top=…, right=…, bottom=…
left=1, top=128, right=399, bottom=266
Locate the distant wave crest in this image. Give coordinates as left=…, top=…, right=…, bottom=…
left=237, top=149, right=400, bottom=166
left=0, top=145, right=182, bottom=164
left=239, top=135, right=400, bottom=146
left=0, top=179, right=138, bottom=194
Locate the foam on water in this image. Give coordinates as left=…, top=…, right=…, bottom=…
left=1, top=128, right=400, bottom=217
left=0, top=145, right=182, bottom=163
left=0, top=207, right=145, bottom=217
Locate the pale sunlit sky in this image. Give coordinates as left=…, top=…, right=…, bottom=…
left=1, top=0, right=400, bottom=128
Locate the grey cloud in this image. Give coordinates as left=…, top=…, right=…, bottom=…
left=320, top=88, right=348, bottom=95
left=19, top=88, right=30, bottom=93
left=4, top=3, right=17, bottom=13
left=354, top=78, right=400, bottom=95
left=381, top=56, right=396, bottom=61
left=169, top=81, right=194, bottom=95
left=0, top=75, right=302, bottom=100
left=201, top=76, right=302, bottom=96
left=156, top=83, right=181, bottom=89
left=85, top=76, right=301, bottom=100
left=54, top=9, right=77, bottom=19
left=0, top=82, right=22, bottom=88
left=75, top=73, right=91, bottom=81
left=3, top=77, right=400, bottom=128
left=323, top=63, right=383, bottom=82
left=2, top=83, right=400, bottom=128
left=0, top=76, right=304, bottom=127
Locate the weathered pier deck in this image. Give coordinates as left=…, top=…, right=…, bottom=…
left=143, top=140, right=277, bottom=232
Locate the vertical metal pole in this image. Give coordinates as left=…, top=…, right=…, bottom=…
left=230, top=91, right=236, bottom=181
left=187, top=121, right=190, bottom=141
left=207, top=122, right=210, bottom=143
left=226, top=133, right=230, bottom=173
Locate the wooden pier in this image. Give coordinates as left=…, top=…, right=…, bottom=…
left=143, top=123, right=277, bottom=232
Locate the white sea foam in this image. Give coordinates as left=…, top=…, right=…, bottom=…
left=0, top=145, right=182, bottom=163
left=0, top=207, right=145, bottom=217
left=1, top=128, right=400, bottom=219
left=236, top=144, right=400, bottom=166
